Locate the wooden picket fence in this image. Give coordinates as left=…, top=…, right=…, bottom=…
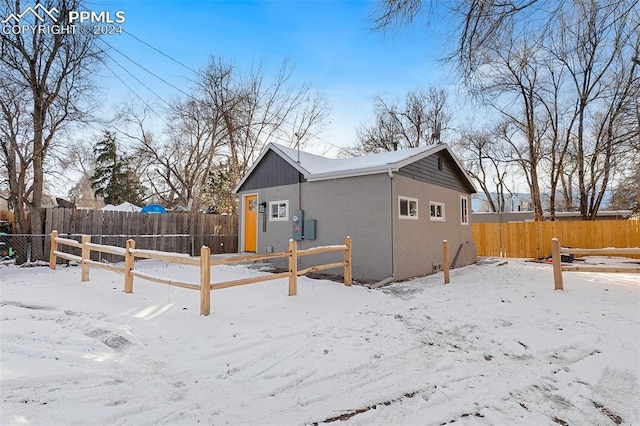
left=45, top=208, right=238, bottom=258
left=0, top=208, right=238, bottom=261
left=49, top=230, right=352, bottom=316
left=472, top=220, right=640, bottom=259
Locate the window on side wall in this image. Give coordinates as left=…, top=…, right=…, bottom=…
left=269, top=200, right=289, bottom=221
left=399, top=196, right=419, bottom=219
left=430, top=201, right=445, bottom=221
left=460, top=196, right=469, bottom=225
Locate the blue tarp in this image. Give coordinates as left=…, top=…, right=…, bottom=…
left=141, top=204, right=168, bottom=214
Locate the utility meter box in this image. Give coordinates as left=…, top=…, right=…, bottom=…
left=292, top=209, right=304, bottom=241
left=303, top=219, right=316, bottom=240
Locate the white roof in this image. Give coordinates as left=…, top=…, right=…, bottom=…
left=100, top=202, right=142, bottom=212
left=234, top=142, right=476, bottom=192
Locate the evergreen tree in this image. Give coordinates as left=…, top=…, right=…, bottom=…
left=91, top=131, right=146, bottom=206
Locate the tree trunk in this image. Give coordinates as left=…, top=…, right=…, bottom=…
left=30, top=103, right=46, bottom=260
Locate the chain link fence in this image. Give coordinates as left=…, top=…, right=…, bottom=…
left=1, top=234, right=238, bottom=265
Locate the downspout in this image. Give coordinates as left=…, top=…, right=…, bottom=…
left=369, top=167, right=396, bottom=289
left=295, top=133, right=302, bottom=211
left=368, top=168, right=396, bottom=289
left=388, top=168, right=395, bottom=280
left=298, top=174, right=302, bottom=210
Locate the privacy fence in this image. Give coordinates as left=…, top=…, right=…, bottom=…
left=472, top=220, right=640, bottom=259
left=0, top=208, right=238, bottom=262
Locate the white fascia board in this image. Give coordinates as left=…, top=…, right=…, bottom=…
left=444, top=145, right=478, bottom=193
left=306, top=166, right=397, bottom=182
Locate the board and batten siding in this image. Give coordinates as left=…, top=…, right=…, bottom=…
left=237, top=150, right=304, bottom=192
left=397, top=151, right=475, bottom=194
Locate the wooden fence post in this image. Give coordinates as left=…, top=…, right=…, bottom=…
left=49, top=230, right=58, bottom=270
left=200, top=245, right=211, bottom=316
left=81, top=235, right=90, bottom=282
left=288, top=239, right=297, bottom=296
left=443, top=240, right=450, bottom=284
left=552, top=237, right=564, bottom=291
left=344, top=236, right=352, bottom=286
left=124, top=239, right=135, bottom=293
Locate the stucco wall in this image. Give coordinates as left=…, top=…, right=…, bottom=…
left=240, top=174, right=394, bottom=282
left=392, top=175, right=475, bottom=280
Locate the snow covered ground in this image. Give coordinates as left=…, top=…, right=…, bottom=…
left=1, top=257, right=639, bottom=425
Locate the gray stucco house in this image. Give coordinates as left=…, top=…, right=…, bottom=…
left=233, top=142, right=477, bottom=283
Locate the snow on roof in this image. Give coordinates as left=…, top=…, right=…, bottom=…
left=272, top=142, right=442, bottom=179
left=235, top=142, right=475, bottom=193
left=100, top=202, right=142, bottom=212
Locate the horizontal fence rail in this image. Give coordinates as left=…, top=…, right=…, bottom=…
left=1, top=233, right=237, bottom=264
left=49, top=231, right=352, bottom=316
left=0, top=208, right=239, bottom=263
left=473, top=220, right=640, bottom=259
left=551, top=238, right=640, bottom=291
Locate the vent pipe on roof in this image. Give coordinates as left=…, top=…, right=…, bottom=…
left=294, top=132, right=301, bottom=163
left=295, top=132, right=302, bottom=210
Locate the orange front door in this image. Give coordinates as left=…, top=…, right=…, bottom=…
left=243, top=195, right=258, bottom=252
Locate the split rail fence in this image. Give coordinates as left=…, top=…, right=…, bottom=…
left=49, top=230, right=352, bottom=316
left=550, top=238, right=640, bottom=290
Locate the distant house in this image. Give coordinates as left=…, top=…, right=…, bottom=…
left=472, top=193, right=533, bottom=213
left=233, top=142, right=478, bottom=283
left=473, top=210, right=633, bottom=223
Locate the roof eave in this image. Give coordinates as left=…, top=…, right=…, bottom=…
left=232, top=142, right=310, bottom=193
left=392, top=143, right=477, bottom=193
left=306, top=165, right=398, bottom=182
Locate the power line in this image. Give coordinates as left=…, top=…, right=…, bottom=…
left=102, top=37, right=322, bottom=151
left=99, top=37, right=194, bottom=101
left=102, top=50, right=173, bottom=110
left=121, top=29, right=350, bottom=155
left=102, top=59, right=172, bottom=129
left=102, top=47, right=308, bottom=151
left=124, top=29, right=201, bottom=76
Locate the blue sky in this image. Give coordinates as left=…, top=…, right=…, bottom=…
left=92, top=0, right=461, bottom=155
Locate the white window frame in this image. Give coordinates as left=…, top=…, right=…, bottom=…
left=269, top=200, right=289, bottom=221
left=430, top=201, right=445, bottom=221
left=460, top=195, right=469, bottom=225
left=398, top=196, right=419, bottom=220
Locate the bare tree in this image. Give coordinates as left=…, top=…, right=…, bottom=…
left=457, top=126, right=518, bottom=213
left=608, top=163, right=640, bottom=213
left=372, top=0, right=640, bottom=221
left=353, top=87, right=450, bottom=153
left=126, top=57, right=329, bottom=213
left=462, top=32, right=548, bottom=221
left=64, top=141, right=101, bottom=208
left=119, top=99, right=225, bottom=209
left=1, top=0, right=100, bottom=261
left=552, top=2, right=640, bottom=219
left=202, top=58, right=329, bottom=188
